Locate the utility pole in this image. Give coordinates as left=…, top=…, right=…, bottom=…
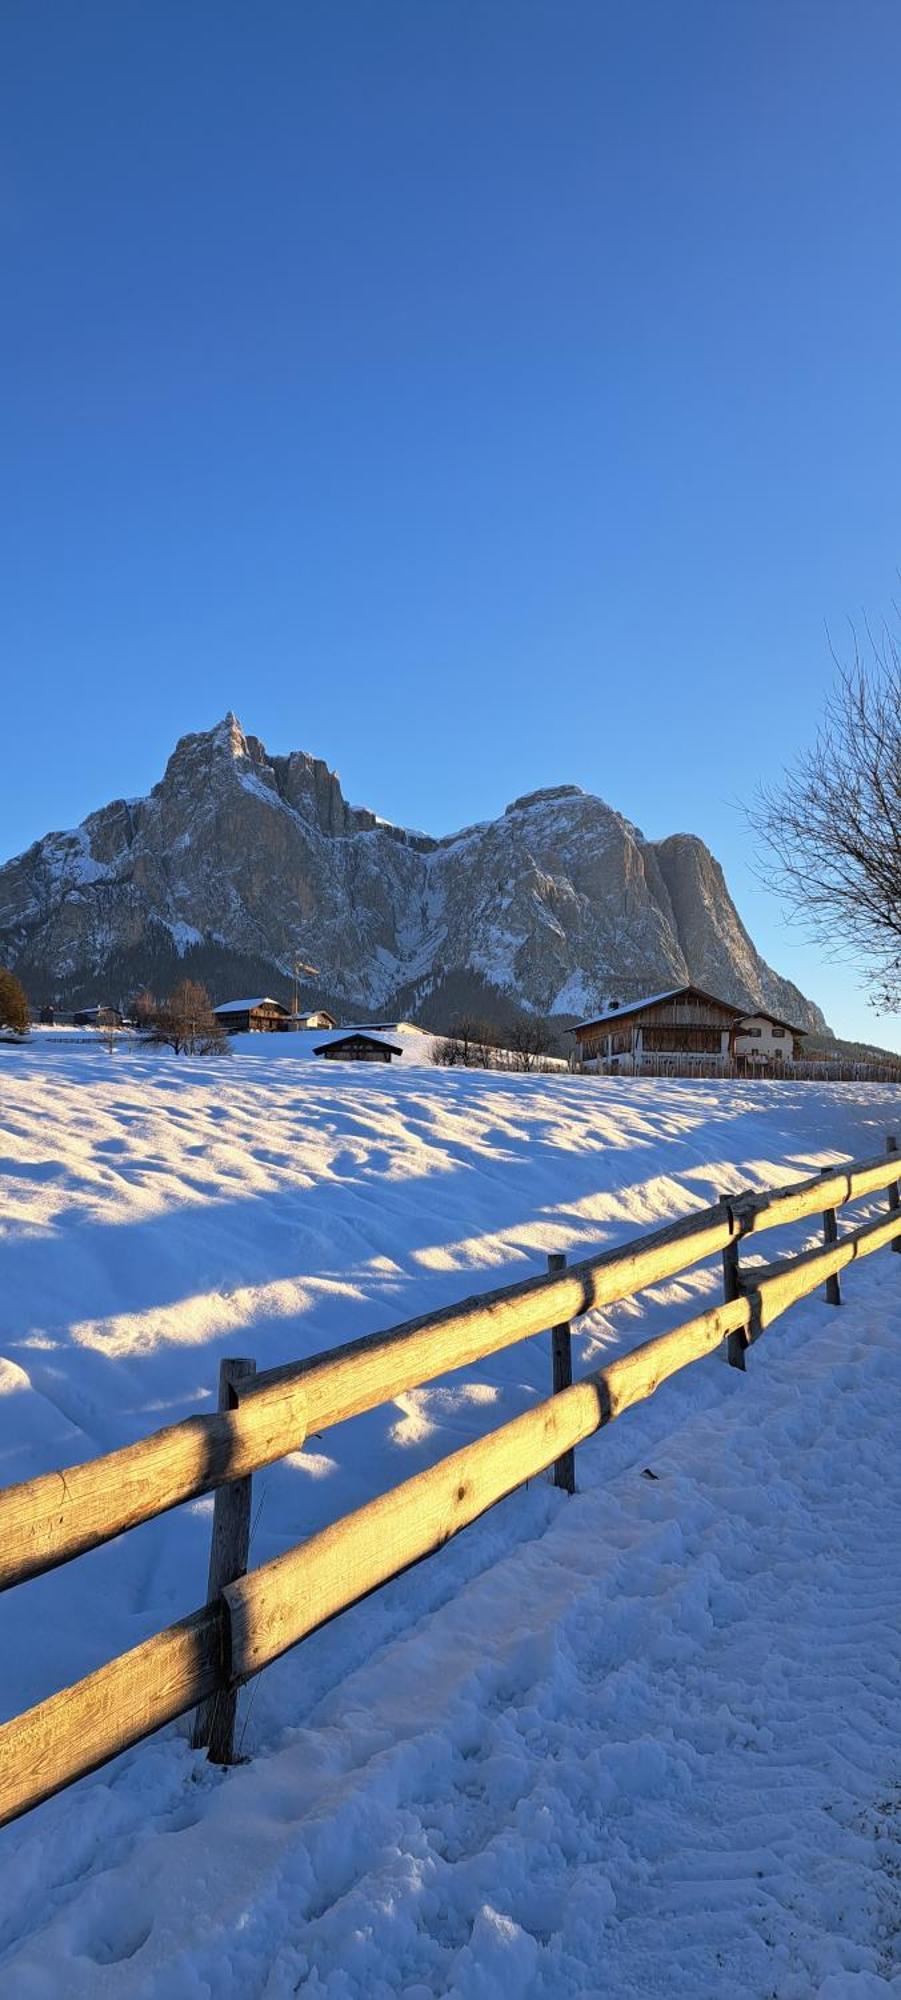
left=292, top=953, right=319, bottom=1021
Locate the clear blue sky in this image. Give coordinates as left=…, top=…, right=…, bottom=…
left=3, top=2, right=901, bottom=1045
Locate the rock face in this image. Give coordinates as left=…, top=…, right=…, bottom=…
left=0, top=714, right=825, bottom=1030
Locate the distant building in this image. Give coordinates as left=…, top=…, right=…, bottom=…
left=73, top=1005, right=123, bottom=1029
left=313, top=1032, right=402, bottom=1064
left=572, top=986, right=804, bottom=1069
left=213, top=997, right=290, bottom=1034
left=289, top=1009, right=338, bottom=1030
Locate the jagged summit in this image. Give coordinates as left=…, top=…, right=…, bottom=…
left=505, top=785, right=586, bottom=814
left=0, top=717, right=826, bottom=1031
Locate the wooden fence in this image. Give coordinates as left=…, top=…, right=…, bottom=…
left=1, top=1135, right=900, bottom=1831
left=586, top=1055, right=901, bottom=1082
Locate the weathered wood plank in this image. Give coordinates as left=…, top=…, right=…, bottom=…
left=719, top=1187, right=746, bottom=1370
left=248, top=1204, right=737, bottom=1437
left=741, top=1206, right=901, bottom=1330
left=0, top=1376, right=307, bottom=1594
left=547, top=1251, right=575, bottom=1494
left=192, top=1358, right=256, bottom=1763
left=887, top=1136, right=901, bottom=1252
left=0, top=1603, right=223, bottom=1829
left=225, top=1293, right=751, bottom=1680
left=822, top=1209, right=842, bottom=1305
left=732, top=1151, right=901, bottom=1237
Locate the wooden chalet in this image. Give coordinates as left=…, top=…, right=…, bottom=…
left=572, top=986, right=804, bottom=1069
left=313, top=1032, right=402, bottom=1064
left=213, top=996, right=289, bottom=1035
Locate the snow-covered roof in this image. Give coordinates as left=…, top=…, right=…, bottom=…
left=573, top=988, right=688, bottom=1030
left=312, top=1031, right=403, bottom=1056
left=574, top=987, right=806, bottom=1035
left=213, top=996, right=286, bottom=1014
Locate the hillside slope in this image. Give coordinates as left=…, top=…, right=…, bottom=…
left=0, top=1055, right=898, bottom=1993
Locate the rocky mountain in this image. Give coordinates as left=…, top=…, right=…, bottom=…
left=0, top=714, right=826, bottom=1031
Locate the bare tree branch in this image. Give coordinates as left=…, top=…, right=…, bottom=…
left=749, top=626, right=901, bottom=1009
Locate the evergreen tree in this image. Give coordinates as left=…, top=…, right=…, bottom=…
left=0, top=967, right=29, bottom=1035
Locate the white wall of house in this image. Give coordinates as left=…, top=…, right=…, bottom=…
left=734, top=1016, right=793, bottom=1060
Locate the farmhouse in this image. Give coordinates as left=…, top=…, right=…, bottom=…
left=73, top=1004, right=123, bottom=1029
left=313, top=1032, right=402, bottom=1064
left=290, top=1009, right=338, bottom=1030
left=573, top=986, right=804, bottom=1069
left=733, top=1011, right=802, bottom=1063
left=213, top=997, right=289, bottom=1034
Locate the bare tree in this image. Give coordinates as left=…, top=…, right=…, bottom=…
left=431, top=1034, right=461, bottom=1066
left=152, top=980, right=227, bottom=1055
left=750, top=629, right=901, bottom=1010
left=430, top=1015, right=502, bottom=1069
left=132, top=988, right=157, bottom=1035
left=505, top=1014, right=556, bottom=1072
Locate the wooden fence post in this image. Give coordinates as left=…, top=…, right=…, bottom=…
left=547, top=1252, right=575, bottom=1493
left=822, top=1206, right=842, bottom=1304
left=720, top=1198, right=746, bottom=1370
left=888, top=1136, right=901, bottom=1251
left=192, top=1356, right=256, bottom=1764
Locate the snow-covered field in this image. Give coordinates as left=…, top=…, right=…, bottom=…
left=2, top=1046, right=900, bottom=1996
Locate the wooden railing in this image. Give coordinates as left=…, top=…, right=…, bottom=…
left=1, top=1136, right=899, bottom=1831
left=588, top=1054, right=901, bottom=1082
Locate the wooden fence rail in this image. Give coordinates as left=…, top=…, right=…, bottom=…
left=0, top=1135, right=899, bottom=1831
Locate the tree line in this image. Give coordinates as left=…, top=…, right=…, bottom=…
left=431, top=1012, right=561, bottom=1072
left=0, top=971, right=228, bottom=1055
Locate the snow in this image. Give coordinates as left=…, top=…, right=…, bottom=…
left=165, top=921, right=204, bottom=954
left=574, top=989, right=687, bottom=1028
left=225, top=1021, right=435, bottom=1061
left=213, top=997, right=285, bottom=1014
left=1, top=1052, right=900, bottom=1995
left=551, top=969, right=597, bottom=1019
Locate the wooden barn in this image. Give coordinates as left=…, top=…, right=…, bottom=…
left=313, top=1032, right=402, bottom=1064
left=213, top=997, right=289, bottom=1035
left=573, top=986, right=744, bottom=1068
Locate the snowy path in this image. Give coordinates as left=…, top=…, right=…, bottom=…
left=4, top=1258, right=901, bottom=1996
left=2, top=1056, right=901, bottom=1993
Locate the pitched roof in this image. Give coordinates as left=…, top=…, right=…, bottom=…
left=736, top=1010, right=805, bottom=1037
left=213, top=996, right=287, bottom=1014
left=312, top=1032, right=403, bottom=1056
left=574, top=985, right=807, bottom=1037
left=573, top=985, right=738, bottom=1030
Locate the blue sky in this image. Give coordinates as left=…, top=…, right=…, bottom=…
left=3, top=2, right=901, bottom=1045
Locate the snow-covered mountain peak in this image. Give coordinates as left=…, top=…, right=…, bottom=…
left=0, top=718, right=826, bottom=1032
left=504, top=784, right=586, bottom=815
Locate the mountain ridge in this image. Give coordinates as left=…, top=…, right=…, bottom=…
left=0, top=714, right=826, bottom=1032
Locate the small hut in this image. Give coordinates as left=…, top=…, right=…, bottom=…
left=312, top=1032, right=402, bottom=1064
